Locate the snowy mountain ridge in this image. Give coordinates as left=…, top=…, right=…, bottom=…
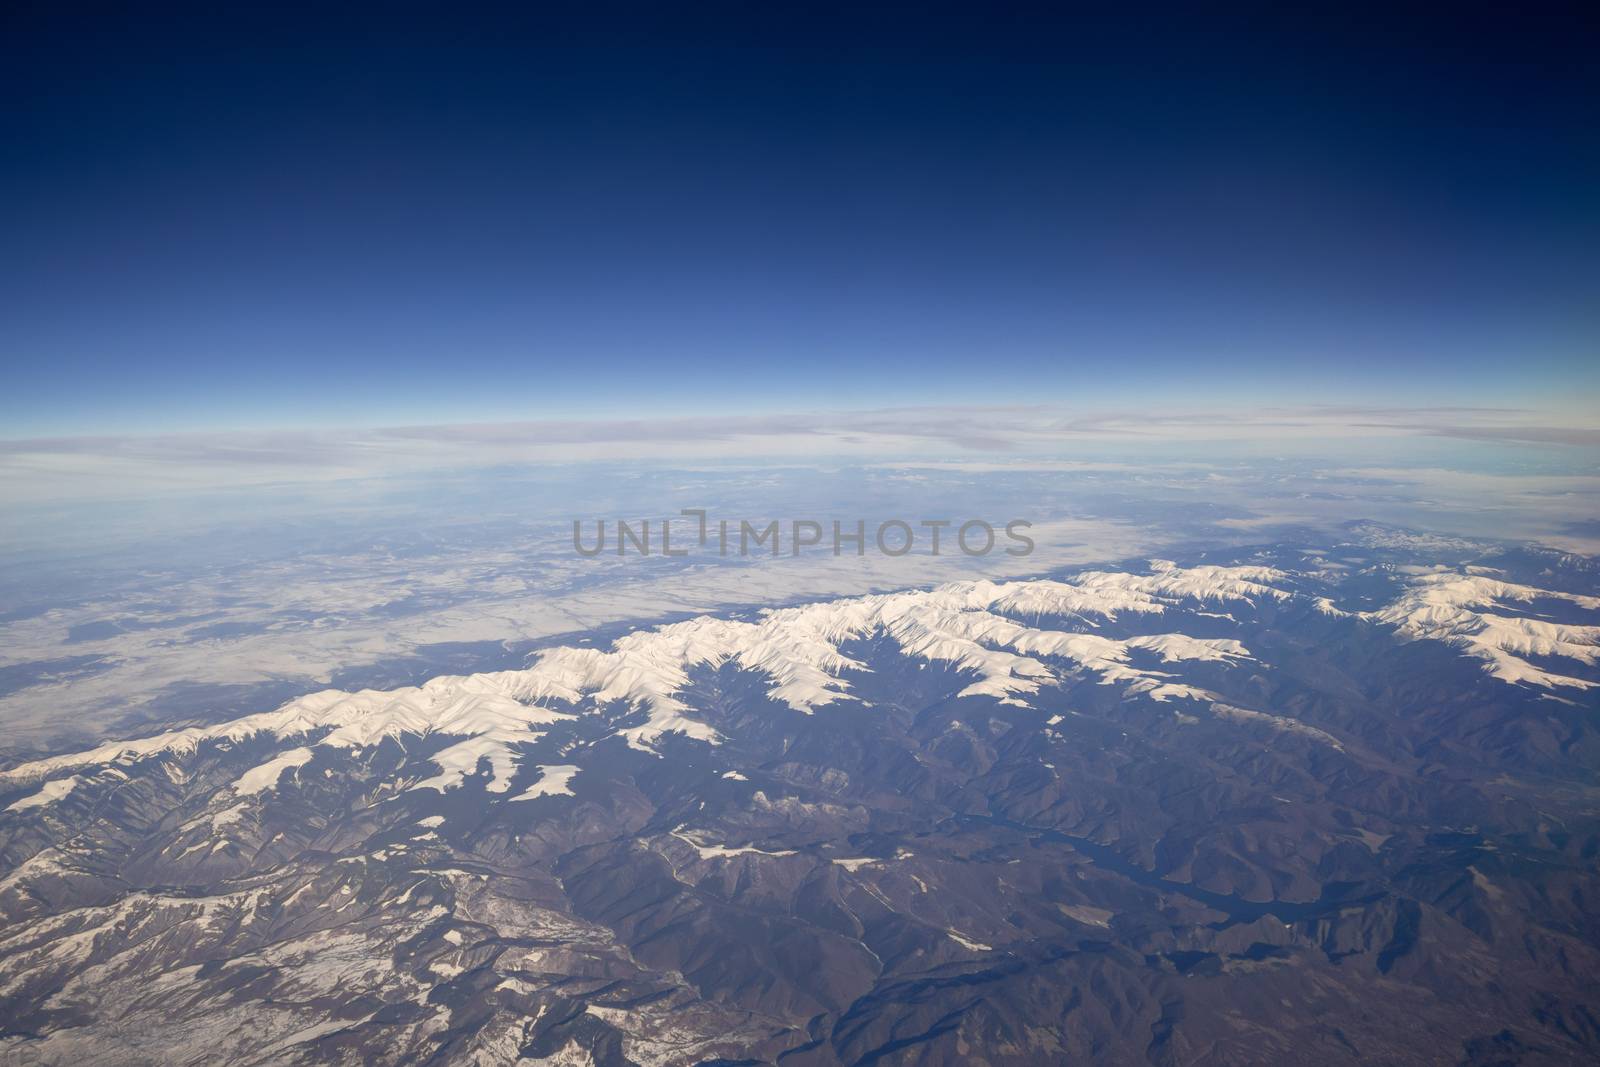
left=3, top=558, right=1597, bottom=809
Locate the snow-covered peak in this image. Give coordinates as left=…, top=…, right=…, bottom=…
left=1371, top=574, right=1600, bottom=689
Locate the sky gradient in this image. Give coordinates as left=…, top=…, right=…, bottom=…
left=3, top=5, right=1597, bottom=437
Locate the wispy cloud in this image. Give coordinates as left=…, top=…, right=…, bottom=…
left=1405, top=425, right=1600, bottom=447
left=1, top=404, right=1595, bottom=504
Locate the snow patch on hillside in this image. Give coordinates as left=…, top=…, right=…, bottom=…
left=5, top=777, right=78, bottom=812
left=234, top=748, right=315, bottom=795
left=509, top=764, right=579, bottom=801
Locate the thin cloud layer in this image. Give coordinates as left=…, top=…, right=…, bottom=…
left=3, top=405, right=1596, bottom=503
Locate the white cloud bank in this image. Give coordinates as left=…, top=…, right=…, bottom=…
left=2, top=404, right=1595, bottom=503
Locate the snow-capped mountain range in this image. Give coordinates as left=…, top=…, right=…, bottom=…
left=6, top=558, right=1594, bottom=808
left=1, top=536, right=1597, bottom=1065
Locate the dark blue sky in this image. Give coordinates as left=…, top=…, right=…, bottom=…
left=3, top=5, right=1597, bottom=436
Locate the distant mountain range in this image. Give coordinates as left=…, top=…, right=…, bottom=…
left=2, top=529, right=1597, bottom=1064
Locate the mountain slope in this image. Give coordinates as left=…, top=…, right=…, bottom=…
left=1, top=542, right=1598, bottom=1065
